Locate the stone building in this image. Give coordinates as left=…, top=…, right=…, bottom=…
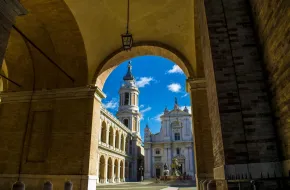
left=97, top=62, right=144, bottom=183
left=144, top=100, right=194, bottom=179
left=0, top=0, right=290, bottom=189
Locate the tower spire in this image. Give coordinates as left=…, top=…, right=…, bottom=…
left=123, top=60, right=134, bottom=80
left=174, top=97, right=179, bottom=109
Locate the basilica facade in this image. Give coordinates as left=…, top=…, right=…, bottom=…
left=144, top=101, right=195, bottom=179
left=96, top=62, right=144, bottom=183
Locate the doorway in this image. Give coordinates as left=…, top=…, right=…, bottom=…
left=156, top=168, right=161, bottom=178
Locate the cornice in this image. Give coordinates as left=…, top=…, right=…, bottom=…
left=0, top=86, right=96, bottom=103
left=186, top=78, right=206, bottom=92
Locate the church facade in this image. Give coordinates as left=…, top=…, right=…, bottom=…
left=96, top=62, right=144, bottom=183
left=144, top=101, right=195, bottom=179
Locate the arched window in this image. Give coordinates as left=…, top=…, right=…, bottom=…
left=174, top=133, right=180, bottom=141
left=123, top=119, right=129, bottom=128
left=124, top=92, right=129, bottom=105
left=176, top=148, right=180, bottom=155
left=155, top=149, right=160, bottom=155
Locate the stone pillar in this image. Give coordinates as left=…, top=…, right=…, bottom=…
left=0, top=86, right=106, bottom=190
left=117, top=160, right=121, bottom=183
left=104, top=157, right=108, bottom=184
left=187, top=79, right=215, bottom=187
left=123, top=135, right=127, bottom=152
left=122, top=160, right=126, bottom=182
left=144, top=144, right=152, bottom=179
left=106, top=125, right=109, bottom=145
left=113, top=131, right=116, bottom=150
left=112, top=161, right=115, bottom=183
left=0, top=0, right=26, bottom=66
left=96, top=154, right=100, bottom=184
left=118, top=133, right=122, bottom=150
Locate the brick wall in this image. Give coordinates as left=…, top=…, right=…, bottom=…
left=250, top=0, right=290, bottom=175
left=204, top=0, right=279, bottom=167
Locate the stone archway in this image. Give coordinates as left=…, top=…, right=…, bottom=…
left=107, top=157, right=113, bottom=183
left=114, top=159, right=119, bottom=182
left=93, top=43, right=194, bottom=91
left=99, top=155, right=106, bottom=183
left=94, top=43, right=215, bottom=187
left=120, top=160, right=124, bottom=181
left=0, top=0, right=285, bottom=189
left=101, top=121, right=107, bottom=143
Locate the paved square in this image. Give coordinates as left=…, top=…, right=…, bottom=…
left=96, top=182, right=197, bottom=190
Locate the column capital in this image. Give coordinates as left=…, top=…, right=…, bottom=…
left=95, top=87, right=106, bottom=102
left=186, top=78, right=206, bottom=91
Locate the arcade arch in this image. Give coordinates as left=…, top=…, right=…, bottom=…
left=101, top=121, right=107, bottom=143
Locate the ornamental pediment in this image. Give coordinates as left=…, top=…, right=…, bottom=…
left=171, top=120, right=182, bottom=128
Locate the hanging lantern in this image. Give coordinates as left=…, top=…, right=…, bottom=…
left=121, top=32, right=133, bottom=51
left=121, top=0, right=133, bottom=51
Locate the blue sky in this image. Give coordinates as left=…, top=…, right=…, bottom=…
left=102, top=55, right=191, bottom=140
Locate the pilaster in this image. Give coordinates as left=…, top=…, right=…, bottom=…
left=187, top=78, right=215, bottom=184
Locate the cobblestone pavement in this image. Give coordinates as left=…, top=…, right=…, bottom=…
left=96, top=182, right=197, bottom=190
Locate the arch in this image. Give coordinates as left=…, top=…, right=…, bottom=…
left=114, top=159, right=119, bottom=180
left=120, top=134, right=124, bottom=151
left=99, top=155, right=106, bottom=183
left=94, top=43, right=195, bottom=90
left=109, top=126, right=114, bottom=146
left=101, top=121, right=107, bottom=143
left=115, top=130, right=120, bottom=149
left=107, top=157, right=113, bottom=181
left=120, top=160, right=124, bottom=179
left=4, top=0, right=88, bottom=91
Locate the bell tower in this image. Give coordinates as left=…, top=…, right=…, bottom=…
left=116, top=61, right=141, bottom=136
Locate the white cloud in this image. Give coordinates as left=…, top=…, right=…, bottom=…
left=167, top=65, right=183, bottom=74
left=182, top=93, right=188, bottom=98
left=140, top=106, right=152, bottom=120
left=136, top=77, right=154, bottom=88
left=180, top=106, right=192, bottom=114
left=103, top=98, right=118, bottom=110
left=140, top=104, right=145, bottom=108
left=167, top=83, right=181, bottom=93
left=153, top=112, right=163, bottom=122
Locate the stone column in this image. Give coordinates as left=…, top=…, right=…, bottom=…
left=118, top=133, right=122, bottom=150
left=104, top=157, right=108, bottom=183
left=117, top=160, right=121, bottom=183
left=122, top=160, right=126, bottom=182
left=106, top=125, right=109, bottom=145
left=144, top=144, right=152, bottom=179
left=112, top=161, right=115, bottom=183
left=0, top=0, right=26, bottom=66
left=123, top=135, right=127, bottom=152
left=96, top=154, right=100, bottom=183
left=113, top=131, right=116, bottom=150
left=187, top=79, right=215, bottom=188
